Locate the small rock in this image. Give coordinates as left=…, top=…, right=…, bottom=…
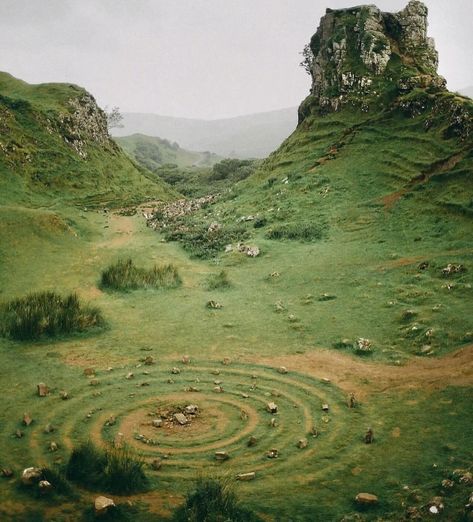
left=38, top=480, right=52, bottom=493
left=297, top=438, right=308, bottom=449
left=174, top=413, right=188, bottom=425
left=241, top=393, right=249, bottom=399
left=21, top=467, right=42, bottom=485
left=441, top=479, right=454, bottom=489
left=442, top=263, right=465, bottom=276
left=44, top=423, right=55, bottom=434
left=184, top=405, right=198, bottom=415
left=266, top=448, right=279, bottom=459
left=206, top=300, right=223, bottom=309
left=144, top=356, right=155, bottom=365
left=428, top=496, right=444, bottom=514
left=83, top=368, right=95, bottom=377
left=222, top=357, right=231, bottom=365
left=37, top=383, right=49, bottom=397
left=171, top=367, right=181, bottom=374
left=105, top=415, right=116, bottom=427
left=214, top=385, right=224, bottom=393
left=59, top=390, right=69, bottom=400
left=321, top=378, right=331, bottom=384
left=322, top=404, right=329, bottom=412
left=151, top=458, right=162, bottom=470
left=247, top=436, right=258, bottom=447
left=211, top=369, right=220, bottom=375
left=215, top=451, right=229, bottom=461
left=152, top=419, right=163, bottom=428
left=22, top=413, right=32, bottom=426
left=237, top=472, right=256, bottom=481
left=1, top=468, right=13, bottom=478
left=270, top=418, right=278, bottom=428
left=126, top=372, right=134, bottom=380
left=355, top=492, right=378, bottom=505
left=266, top=402, right=278, bottom=414
left=94, top=496, right=115, bottom=515
left=89, top=379, right=99, bottom=386
left=182, top=355, right=191, bottom=364
left=278, top=366, right=288, bottom=374
left=49, top=442, right=58, bottom=452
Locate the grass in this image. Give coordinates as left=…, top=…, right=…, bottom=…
left=101, top=259, right=181, bottom=291
left=66, top=441, right=148, bottom=495
left=204, top=270, right=231, bottom=290
left=0, top=291, right=103, bottom=341
left=173, top=479, right=262, bottom=522
left=265, top=221, right=326, bottom=241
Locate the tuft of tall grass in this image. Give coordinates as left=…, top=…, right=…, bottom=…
left=172, top=478, right=262, bottom=522
left=100, top=258, right=181, bottom=291
left=266, top=221, right=325, bottom=241
left=66, top=441, right=148, bottom=495
left=0, top=291, right=103, bottom=341
left=205, top=270, right=231, bottom=290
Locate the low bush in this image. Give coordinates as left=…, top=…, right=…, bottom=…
left=165, top=225, right=248, bottom=259
left=100, top=259, right=181, bottom=291
left=266, top=221, right=325, bottom=241
left=66, top=441, right=148, bottom=495
left=172, top=479, right=262, bottom=522
left=205, top=270, right=231, bottom=290
left=0, top=291, right=103, bottom=341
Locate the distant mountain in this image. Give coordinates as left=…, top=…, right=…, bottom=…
left=115, top=133, right=221, bottom=170
left=111, top=107, right=298, bottom=159
left=459, top=86, right=473, bottom=99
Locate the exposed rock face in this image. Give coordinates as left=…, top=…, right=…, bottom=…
left=299, top=1, right=444, bottom=119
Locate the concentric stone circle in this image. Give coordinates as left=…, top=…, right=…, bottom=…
left=7, top=360, right=365, bottom=481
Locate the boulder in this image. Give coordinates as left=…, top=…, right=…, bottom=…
left=215, top=451, right=229, bottom=461
left=237, top=472, right=256, bottom=481
left=152, top=418, right=163, bottom=428
left=174, top=413, right=188, bottom=425
left=278, top=366, right=288, bottom=374
left=37, top=383, right=49, bottom=397
left=266, top=402, right=278, bottom=414
left=94, top=496, right=115, bottom=515
left=21, top=467, right=42, bottom=485
left=322, top=404, right=329, bottom=412
left=184, top=405, right=198, bottom=415
left=355, top=492, right=378, bottom=505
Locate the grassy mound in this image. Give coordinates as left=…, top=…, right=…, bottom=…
left=100, top=258, right=181, bottom=291
left=66, top=441, right=148, bottom=495
left=204, top=270, right=231, bottom=290
left=0, top=291, right=103, bottom=341
left=266, top=221, right=326, bottom=241
left=173, top=479, right=262, bottom=522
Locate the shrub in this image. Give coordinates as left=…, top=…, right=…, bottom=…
left=266, top=221, right=325, bottom=241
left=0, top=291, right=103, bottom=341
left=173, top=479, right=262, bottom=522
left=66, top=441, right=148, bottom=495
left=205, top=270, right=231, bottom=290
left=165, top=225, right=248, bottom=259
left=100, top=259, right=181, bottom=291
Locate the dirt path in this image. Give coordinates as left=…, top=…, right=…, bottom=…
left=97, top=213, right=137, bottom=249
left=255, top=343, right=473, bottom=400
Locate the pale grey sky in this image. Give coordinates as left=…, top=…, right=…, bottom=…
left=1, top=0, right=472, bottom=119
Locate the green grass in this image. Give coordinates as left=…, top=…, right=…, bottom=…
left=204, top=270, right=232, bottom=290
left=66, top=441, right=148, bottom=495
left=0, top=291, right=103, bottom=341
left=100, top=259, right=181, bottom=291
left=173, top=479, right=262, bottom=522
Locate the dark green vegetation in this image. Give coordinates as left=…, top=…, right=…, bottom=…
left=172, top=479, right=262, bottom=522
left=66, top=441, right=148, bottom=495
left=204, top=270, right=231, bottom=290
left=0, top=291, right=103, bottom=341
left=100, top=259, right=181, bottom=291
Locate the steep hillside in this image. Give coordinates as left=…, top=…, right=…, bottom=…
left=0, top=72, right=175, bottom=208
left=111, top=107, right=298, bottom=158
left=115, top=133, right=221, bottom=169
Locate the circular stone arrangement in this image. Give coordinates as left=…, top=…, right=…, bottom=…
left=6, top=360, right=367, bottom=481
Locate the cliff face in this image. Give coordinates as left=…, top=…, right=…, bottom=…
left=299, top=1, right=446, bottom=119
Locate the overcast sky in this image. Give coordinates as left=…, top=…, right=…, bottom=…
left=1, top=0, right=472, bottom=119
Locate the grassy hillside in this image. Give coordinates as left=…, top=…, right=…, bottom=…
left=115, top=133, right=221, bottom=170
left=0, top=71, right=175, bottom=208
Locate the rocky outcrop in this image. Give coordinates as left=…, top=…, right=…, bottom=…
left=299, top=1, right=445, bottom=119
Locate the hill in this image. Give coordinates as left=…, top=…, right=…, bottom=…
left=111, top=107, right=298, bottom=158
left=115, top=133, right=221, bottom=169
left=459, top=85, right=473, bottom=99
left=0, top=71, right=175, bottom=208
